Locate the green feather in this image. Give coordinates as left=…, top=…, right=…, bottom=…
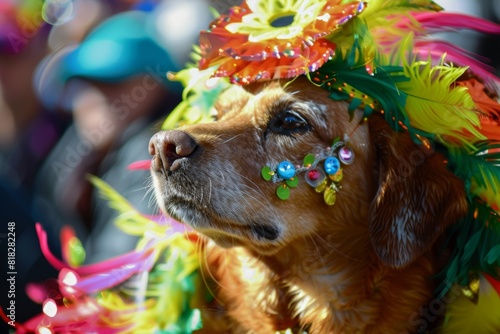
left=317, top=43, right=410, bottom=133
left=462, top=230, right=483, bottom=264
left=438, top=200, right=500, bottom=297
left=485, top=245, right=500, bottom=265
left=447, top=142, right=500, bottom=205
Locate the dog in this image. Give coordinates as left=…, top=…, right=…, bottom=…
left=149, top=76, right=469, bottom=333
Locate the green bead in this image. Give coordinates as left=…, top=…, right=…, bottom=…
left=276, top=184, right=290, bottom=200
left=323, top=185, right=337, bottom=206
left=261, top=166, right=273, bottom=181
left=303, top=153, right=315, bottom=167
left=286, top=177, right=299, bottom=188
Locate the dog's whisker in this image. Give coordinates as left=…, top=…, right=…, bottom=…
left=235, top=172, right=270, bottom=202
left=309, top=230, right=364, bottom=263
left=199, top=245, right=230, bottom=297
left=303, top=232, right=330, bottom=273
left=137, top=179, right=156, bottom=208
left=195, top=242, right=223, bottom=303
left=222, top=133, right=244, bottom=144
left=208, top=177, right=213, bottom=204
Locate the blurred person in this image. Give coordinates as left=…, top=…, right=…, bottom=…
left=0, top=0, right=66, bottom=329
left=32, top=0, right=212, bottom=264
left=0, top=0, right=67, bottom=189
left=0, top=1, right=132, bottom=329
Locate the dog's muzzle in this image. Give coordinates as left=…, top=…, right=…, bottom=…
left=149, top=130, right=198, bottom=174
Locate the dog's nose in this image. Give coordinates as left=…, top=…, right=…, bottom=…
left=149, top=130, right=198, bottom=173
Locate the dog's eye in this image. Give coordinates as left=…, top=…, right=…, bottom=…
left=269, top=110, right=309, bottom=135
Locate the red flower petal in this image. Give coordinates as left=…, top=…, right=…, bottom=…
left=213, top=39, right=336, bottom=84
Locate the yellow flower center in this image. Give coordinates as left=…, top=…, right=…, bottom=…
left=225, top=0, right=327, bottom=42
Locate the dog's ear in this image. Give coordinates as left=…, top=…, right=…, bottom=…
left=368, top=117, right=468, bottom=268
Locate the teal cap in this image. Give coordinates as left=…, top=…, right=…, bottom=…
left=59, top=10, right=175, bottom=83
left=35, top=0, right=212, bottom=110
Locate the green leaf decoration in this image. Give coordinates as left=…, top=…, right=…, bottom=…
left=303, top=154, right=315, bottom=167
left=261, top=166, right=273, bottom=181
left=276, top=185, right=290, bottom=200
left=286, top=177, right=299, bottom=188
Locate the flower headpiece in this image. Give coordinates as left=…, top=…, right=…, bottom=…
left=165, top=0, right=500, bottom=305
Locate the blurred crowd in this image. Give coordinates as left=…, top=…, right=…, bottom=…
left=0, top=0, right=217, bottom=325
left=0, top=0, right=499, bottom=327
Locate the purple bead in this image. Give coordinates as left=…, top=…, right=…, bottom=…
left=338, top=146, right=355, bottom=165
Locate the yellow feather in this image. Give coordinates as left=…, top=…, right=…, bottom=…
left=395, top=52, right=485, bottom=146
left=472, top=182, right=500, bottom=213
left=442, top=277, right=500, bottom=333
left=88, top=175, right=166, bottom=236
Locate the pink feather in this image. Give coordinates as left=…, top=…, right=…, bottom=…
left=410, top=12, right=500, bottom=34
left=127, top=160, right=151, bottom=170
left=413, top=40, right=500, bottom=85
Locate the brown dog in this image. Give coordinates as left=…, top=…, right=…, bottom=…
left=149, top=77, right=468, bottom=333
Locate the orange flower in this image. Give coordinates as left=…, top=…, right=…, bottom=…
left=199, top=0, right=366, bottom=84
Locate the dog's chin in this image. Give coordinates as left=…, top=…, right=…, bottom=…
left=163, top=198, right=283, bottom=253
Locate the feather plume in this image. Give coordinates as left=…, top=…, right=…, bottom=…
left=448, top=142, right=500, bottom=210
left=87, top=175, right=155, bottom=233
left=439, top=200, right=500, bottom=297
left=458, top=79, right=500, bottom=142
left=413, top=41, right=500, bottom=86
left=357, top=0, right=442, bottom=18
left=410, top=12, right=500, bottom=34
left=396, top=54, right=485, bottom=146
left=354, top=1, right=500, bottom=86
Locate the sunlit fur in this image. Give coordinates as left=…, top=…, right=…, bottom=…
left=150, top=77, right=468, bottom=333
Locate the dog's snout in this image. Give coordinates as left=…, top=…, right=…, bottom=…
left=149, top=130, right=197, bottom=173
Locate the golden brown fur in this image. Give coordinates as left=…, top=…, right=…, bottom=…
left=149, top=77, right=468, bottom=333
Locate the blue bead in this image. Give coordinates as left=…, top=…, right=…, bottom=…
left=324, top=157, right=340, bottom=175
left=277, top=161, right=296, bottom=180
